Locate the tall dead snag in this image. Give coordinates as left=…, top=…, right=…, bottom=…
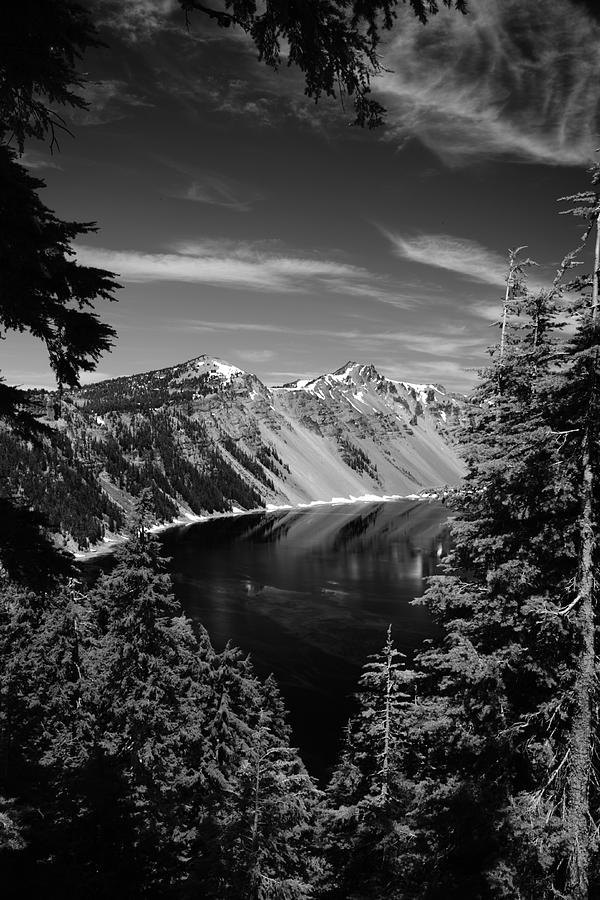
left=565, top=386, right=597, bottom=899
left=558, top=169, right=600, bottom=898
left=592, top=210, right=600, bottom=322
left=499, top=246, right=537, bottom=362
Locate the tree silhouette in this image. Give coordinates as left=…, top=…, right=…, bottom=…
left=320, top=628, right=415, bottom=899
left=0, top=0, right=102, bottom=151
left=0, top=2, right=119, bottom=580
left=180, top=0, right=468, bottom=128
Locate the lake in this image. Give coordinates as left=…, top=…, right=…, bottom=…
left=161, top=499, right=449, bottom=780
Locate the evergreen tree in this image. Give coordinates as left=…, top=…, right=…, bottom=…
left=179, top=0, right=467, bottom=129
left=372, top=167, right=600, bottom=898
left=1, top=504, right=319, bottom=898
left=319, top=628, right=415, bottom=899
left=0, top=577, right=101, bottom=896
left=86, top=524, right=195, bottom=895
left=0, top=0, right=102, bottom=151
left=217, top=692, right=319, bottom=899
left=540, top=168, right=600, bottom=895
left=0, top=1, right=118, bottom=579
left=0, top=797, right=25, bottom=852
left=546, top=320, right=600, bottom=899
left=0, top=0, right=118, bottom=427
left=207, top=643, right=264, bottom=784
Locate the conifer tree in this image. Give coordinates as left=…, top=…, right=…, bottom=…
left=0, top=0, right=118, bottom=424
left=179, top=0, right=467, bottom=129
left=547, top=321, right=600, bottom=899
left=0, top=577, right=100, bottom=896
left=373, top=165, right=600, bottom=899
left=0, top=797, right=25, bottom=852
left=87, top=521, right=195, bottom=894
left=0, top=2, right=119, bottom=580
left=541, top=163, right=600, bottom=897
left=320, top=628, right=415, bottom=899
left=198, top=642, right=264, bottom=802
left=217, top=693, right=319, bottom=900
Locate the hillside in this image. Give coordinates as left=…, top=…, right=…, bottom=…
left=1, top=356, right=466, bottom=550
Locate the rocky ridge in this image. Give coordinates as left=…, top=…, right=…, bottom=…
left=6, top=355, right=466, bottom=549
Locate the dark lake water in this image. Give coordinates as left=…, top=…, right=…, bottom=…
left=161, top=499, right=449, bottom=780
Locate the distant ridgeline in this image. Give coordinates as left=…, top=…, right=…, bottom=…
left=2, top=356, right=465, bottom=549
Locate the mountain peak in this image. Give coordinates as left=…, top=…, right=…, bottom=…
left=32, top=353, right=465, bottom=553
left=178, top=355, right=247, bottom=383
left=332, top=360, right=359, bottom=375
left=331, top=361, right=382, bottom=383
left=191, top=354, right=243, bottom=373
left=280, top=361, right=383, bottom=391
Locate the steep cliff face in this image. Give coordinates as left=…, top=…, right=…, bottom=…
left=9, top=356, right=466, bottom=549
left=269, top=361, right=464, bottom=501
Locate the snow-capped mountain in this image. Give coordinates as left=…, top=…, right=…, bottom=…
left=279, top=361, right=456, bottom=424
left=19, top=355, right=466, bottom=549
left=269, top=361, right=463, bottom=501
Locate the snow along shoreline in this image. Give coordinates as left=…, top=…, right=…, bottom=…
left=73, top=491, right=439, bottom=562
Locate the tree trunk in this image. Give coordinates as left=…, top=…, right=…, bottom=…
left=565, top=426, right=596, bottom=899
left=499, top=267, right=512, bottom=362
left=592, top=212, right=600, bottom=324
left=381, top=634, right=392, bottom=802
left=250, top=744, right=262, bottom=900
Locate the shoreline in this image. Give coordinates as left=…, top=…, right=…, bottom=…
left=74, top=490, right=441, bottom=562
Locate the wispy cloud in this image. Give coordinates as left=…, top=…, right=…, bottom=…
left=383, top=358, right=480, bottom=390
left=378, top=0, right=600, bottom=167
left=176, top=318, right=365, bottom=340
left=76, top=241, right=413, bottom=306
left=235, top=349, right=276, bottom=363
left=20, top=151, right=63, bottom=171
left=76, top=244, right=354, bottom=290
left=387, top=333, right=487, bottom=357
left=92, top=2, right=341, bottom=134
left=78, top=245, right=355, bottom=289
left=327, top=279, right=419, bottom=307
left=174, top=318, right=487, bottom=361
left=68, top=79, right=153, bottom=126
left=384, top=231, right=509, bottom=285
left=180, top=319, right=291, bottom=335
left=94, top=0, right=600, bottom=168
left=470, top=301, right=505, bottom=322
left=156, top=157, right=258, bottom=210
left=93, top=0, right=179, bottom=42
left=177, top=177, right=253, bottom=210
left=263, top=370, right=307, bottom=381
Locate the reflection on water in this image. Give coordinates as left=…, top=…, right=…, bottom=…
left=163, top=499, right=449, bottom=780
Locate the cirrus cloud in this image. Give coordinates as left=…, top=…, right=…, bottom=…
left=75, top=240, right=413, bottom=306
left=377, top=0, right=600, bottom=167
left=383, top=231, right=510, bottom=285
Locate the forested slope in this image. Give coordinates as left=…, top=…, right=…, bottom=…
left=2, top=357, right=465, bottom=550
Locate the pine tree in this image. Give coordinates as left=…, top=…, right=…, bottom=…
left=86, top=524, right=196, bottom=895
left=179, top=0, right=467, bottom=130
left=217, top=690, right=319, bottom=900
left=320, top=628, right=415, bottom=899
left=520, top=160, right=600, bottom=898
left=207, top=642, right=263, bottom=784
left=0, top=797, right=25, bottom=852
left=0, top=577, right=100, bottom=896
left=0, top=2, right=119, bottom=580
left=548, top=322, right=600, bottom=899
left=376, top=166, right=600, bottom=898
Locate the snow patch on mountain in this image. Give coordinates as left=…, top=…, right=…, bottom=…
left=210, top=360, right=244, bottom=380
left=46, top=353, right=467, bottom=549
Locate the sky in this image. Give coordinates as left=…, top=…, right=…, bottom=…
left=5, top=0, right=600, bottom=393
